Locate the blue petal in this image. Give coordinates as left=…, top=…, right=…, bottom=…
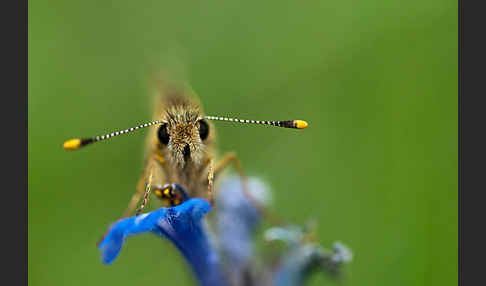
left=216, top=176, right=269, bottom=285
left=98, top=198, right=226, bottom=286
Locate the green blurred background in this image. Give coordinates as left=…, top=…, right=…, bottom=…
left=29, top=1, right=457, bottom=285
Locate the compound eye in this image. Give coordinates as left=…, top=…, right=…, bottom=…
left=157, top=124, right=170, bottom=145
left=198, top=119, right=209, bottom=140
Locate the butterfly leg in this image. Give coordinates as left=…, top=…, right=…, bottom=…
left=135, top=162, right=154, bottom=215
left=212, top=152, right=251, bottom=205
left=207, top=158, right=215, bottom=204
left=122, top=150, right=170, bottom=217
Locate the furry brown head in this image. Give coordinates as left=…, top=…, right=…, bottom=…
left=157, top=94, right=211, bottom=169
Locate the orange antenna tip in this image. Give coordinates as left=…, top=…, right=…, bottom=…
left=294, top=120, right=308, bottom=129
left=63, top=138, right=82, bottom=150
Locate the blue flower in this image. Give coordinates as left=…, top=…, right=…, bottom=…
left=98, top=185, right=226, bottom=286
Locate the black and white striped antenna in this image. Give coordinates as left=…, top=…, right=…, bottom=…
left=63, top=119, right=166, bottom=150
left=203, top=116, right=308, bottom=129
